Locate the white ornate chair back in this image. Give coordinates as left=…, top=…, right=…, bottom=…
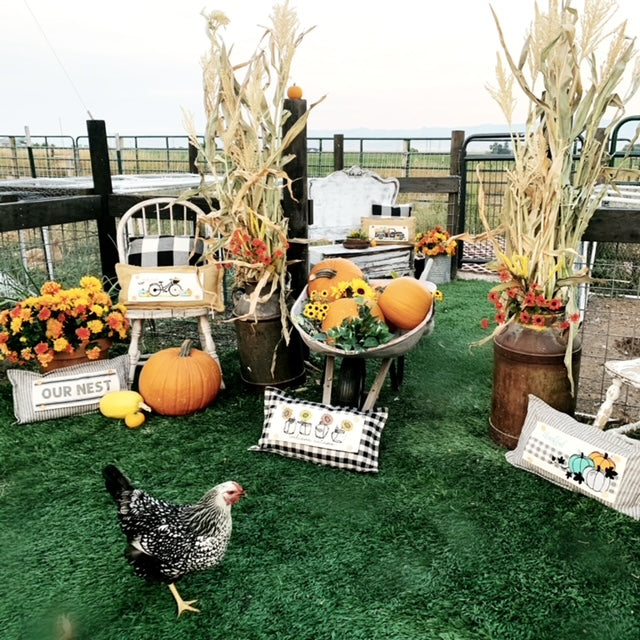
left=308, top=166, right=399, bottom=241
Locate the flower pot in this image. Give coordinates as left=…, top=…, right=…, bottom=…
left=232, top=284, right=305, bottom=391
left=343, top=238, right=371, bottom=249
left=424, top=255, right=451, bottom=284
left=41, top=338, right=112, bottom=373
left=490, top=322, right=581, bottom=449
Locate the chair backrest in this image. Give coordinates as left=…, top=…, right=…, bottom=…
left=308, top=166, right=399, bottom=241
left=116, top=197, right=209, bottom=265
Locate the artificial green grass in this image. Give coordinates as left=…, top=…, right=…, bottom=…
left=2, top=279, right=640, bottom=640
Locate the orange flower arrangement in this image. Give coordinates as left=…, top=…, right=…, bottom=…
left=415, top=226, right=457, bottom=257
left=0, top=276, right=130, bottom=369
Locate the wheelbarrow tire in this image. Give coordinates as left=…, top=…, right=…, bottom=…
left=335, top=358, right=366, bottom=408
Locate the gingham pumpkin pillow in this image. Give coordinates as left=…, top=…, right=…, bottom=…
left=506, top=394, right=640, bottom=520
left=250, top=386, right=388, bottom=473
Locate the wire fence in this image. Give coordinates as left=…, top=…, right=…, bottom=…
left=1, top=128, right=640, bottom=421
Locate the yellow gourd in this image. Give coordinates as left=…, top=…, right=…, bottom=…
left=124, top=411, right=146, bottom=429
left=100, top=390, right=150, bottom=419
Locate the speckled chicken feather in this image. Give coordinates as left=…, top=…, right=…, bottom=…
left=103, top=465, right=233, bottom=584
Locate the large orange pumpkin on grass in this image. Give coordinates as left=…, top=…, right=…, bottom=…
left=377, top=277, right=433, bottom=330
left=308, top=258, right=364, bottom=301
left=139, top=339, right=222, bottom=416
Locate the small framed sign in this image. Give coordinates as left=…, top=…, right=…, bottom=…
left=361, top=216, right=416, bottom=243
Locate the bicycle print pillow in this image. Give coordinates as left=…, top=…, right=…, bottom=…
left=115, top=262, right=224, bottom=312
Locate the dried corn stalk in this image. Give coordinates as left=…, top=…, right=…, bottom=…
left=479, top=0, right=640, bottom=389
left=182, top=2, right=325, bottom=332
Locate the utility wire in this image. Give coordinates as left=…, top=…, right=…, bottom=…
left=22, top=0, right=94, bottom=119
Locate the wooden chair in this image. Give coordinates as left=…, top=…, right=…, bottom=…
left=593, top=358, right=640, bottom=428
left=116, top=197, right=224, bottom=386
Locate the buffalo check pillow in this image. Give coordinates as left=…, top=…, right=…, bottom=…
left=506, top=394, right=640, bottom=520
left=250, top=386, right=389, bottom=473
left=371, top=203, right=413, bottom=217
left=126, top=235, right=205, bottom=267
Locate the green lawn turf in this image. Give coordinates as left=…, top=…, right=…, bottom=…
left=1, top=279, right=639, bottom=640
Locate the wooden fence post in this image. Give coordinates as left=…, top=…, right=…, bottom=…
left=449, top=130, right=465, bottom=275
left=333, top=134, right=344, bottom=171
left=87, top=120, right=119, bottom=286
left=282, top=98, right=309, bottom=299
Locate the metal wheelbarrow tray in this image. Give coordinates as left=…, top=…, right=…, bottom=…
left=290, top=279, right=435, bottom=411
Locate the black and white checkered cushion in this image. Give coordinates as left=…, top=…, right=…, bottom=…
left=250, top=386, right=388, bottom=473
left=126, top=236, right=205, bottom=267
left=506, top=395, right=640, bottom=520
left=371, top=203, right=413, bottom=217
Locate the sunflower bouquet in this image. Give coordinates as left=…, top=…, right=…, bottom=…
left=296, top=277, right=394, bottom=353
left=0, top=276, right=130, bottom=369
left=415, top=226, right=457, bottom=257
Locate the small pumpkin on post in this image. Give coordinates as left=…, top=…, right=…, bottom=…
left=139, top=339, right=222, bottom=416
left=286, top=83, right=303, bottom=99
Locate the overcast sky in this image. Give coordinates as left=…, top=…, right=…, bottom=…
left=4, top=0, right=640, bottom=137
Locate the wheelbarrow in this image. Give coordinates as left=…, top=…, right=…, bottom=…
left=290, top=262, right=437, bottom=411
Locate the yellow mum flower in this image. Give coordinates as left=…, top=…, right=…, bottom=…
left=53, top=337, right=69, bottom=352
left=87, top=319, right=104, bottom=334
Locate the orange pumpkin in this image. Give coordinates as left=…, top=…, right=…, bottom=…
left=287, top=84, right=303, bottom=99
left=377, top=277, right=433, bottom=330
left=138, top=339, right=222, bottom=416
left=321, top=298, right=359, bottom=333
left=588, top=451, right=616, bottom=472
left=308, top=258, right=364, bottom=301
left=321, top=297, right=385, bottom=333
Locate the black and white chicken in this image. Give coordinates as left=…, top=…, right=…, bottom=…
left=103, top=464, right=245, bottom=616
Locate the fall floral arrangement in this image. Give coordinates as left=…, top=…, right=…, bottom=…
left=480, top=256, right=581, bottom=331
left=415, top=226, right=457, bottom=257
left=0, top=276, right=130, bottom=369
left=297, top=278, right=394, bottom=352
left=475, top=0, right=640, bottom=388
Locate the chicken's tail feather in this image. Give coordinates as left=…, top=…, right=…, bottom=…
left=103, top=464, right=133, bottom=502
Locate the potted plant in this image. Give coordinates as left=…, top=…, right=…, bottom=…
left=0, top=276, right=130, bottom=371
left=414, top=225, right=457, bottom=283
left=182, top=1, right=324, bottom=388
left=475, top=0, right=640, bottom=447
left=343, top=229, right=371, bottom=249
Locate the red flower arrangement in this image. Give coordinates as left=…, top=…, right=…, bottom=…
left=479, top=258, right=581, bottom=333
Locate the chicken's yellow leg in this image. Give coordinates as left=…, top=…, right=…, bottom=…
left=168, top=583, right=200, bottom=616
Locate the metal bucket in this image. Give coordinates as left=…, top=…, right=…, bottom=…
left=490, top=322, right=582, bottom=449
left=232, top=284, right=305, bottom=391
left=234, top=317, right=305, bottom=391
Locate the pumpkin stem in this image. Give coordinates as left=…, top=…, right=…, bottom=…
left=308, top=268, right=338, bottom=282
left=179, top=339, right=193, bottom=357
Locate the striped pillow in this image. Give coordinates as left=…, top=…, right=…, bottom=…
left=8, top=355, right=129, bottom=424
left=250, top=386, right=388, bottom=473
left=506, top=394, right=640, bottom=520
